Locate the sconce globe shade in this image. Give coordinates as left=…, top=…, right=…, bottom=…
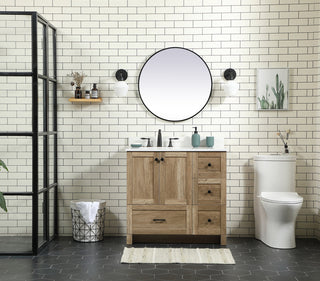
left=114, top=80, right=128, bottom=97
left=223, top=80, right=239, bottom=96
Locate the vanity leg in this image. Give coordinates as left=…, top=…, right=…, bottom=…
left=126, top=234, right=132, bottom=245
left=220, top=235, right=227, bottom=246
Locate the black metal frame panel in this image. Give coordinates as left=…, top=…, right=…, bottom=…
left=0, top=11, right=57, bottom=256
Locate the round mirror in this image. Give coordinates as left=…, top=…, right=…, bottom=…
left=138, top=47, right=212, bottom=122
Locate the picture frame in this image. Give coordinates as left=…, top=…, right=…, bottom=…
left=256, top=69, right=289, bottom=110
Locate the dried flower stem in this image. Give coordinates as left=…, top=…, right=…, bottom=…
left=68, top=72, right=87, bottom=87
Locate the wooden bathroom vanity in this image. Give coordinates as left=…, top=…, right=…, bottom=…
left=126, top=148, right=226, bottom=245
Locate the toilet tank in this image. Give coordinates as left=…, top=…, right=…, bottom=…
left=254, top=154, right=296, bottom=195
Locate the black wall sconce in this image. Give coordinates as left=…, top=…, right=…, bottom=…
left=114, top=69, right=128, bottom=96
left=223, top=68, right=239, bottom=96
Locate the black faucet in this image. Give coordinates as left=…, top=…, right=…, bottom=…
left=141, top=137, right=152, bottom=147
left=168, top=138, right=179, bottom=147
left=157, top=129, right=162, bottom=147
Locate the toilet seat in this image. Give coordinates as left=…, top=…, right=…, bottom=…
left=260, top=192, right=303, bottom=204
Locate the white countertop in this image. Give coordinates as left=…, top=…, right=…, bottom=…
left=126, top=147, right=227, bottom=152
left=128, top=134, right=225, bottom=152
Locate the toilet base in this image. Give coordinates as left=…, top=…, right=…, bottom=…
left=256, top=203, right=302, bottom=249
left=257, top=238, right=296, bottom=249
left=255, top=219, right=298, bottom=249
left=254, top=200, right=302, bottom=249
left=256, top=229, right=296, bottom=249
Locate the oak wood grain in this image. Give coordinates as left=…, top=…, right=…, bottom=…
left=127, top=151, right=227, bottom=245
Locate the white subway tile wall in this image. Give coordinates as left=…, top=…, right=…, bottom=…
left=0, top=0, right=319, bottom=239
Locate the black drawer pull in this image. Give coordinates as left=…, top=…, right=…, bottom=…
left=208, top=219, right=212, bottom=223
left=160, top=157, right=164, bottom=161
left=208, top=163, right=212, bottom=167
left=207, top=190, right=212, bottom=194
left=155, top=158, right=160, bottom=162
left=153, top=219, right=166, bottom=223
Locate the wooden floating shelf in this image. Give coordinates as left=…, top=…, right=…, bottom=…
left=69, top=97, right=102, bottom=103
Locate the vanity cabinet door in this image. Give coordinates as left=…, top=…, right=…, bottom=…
left=127, top=152, right=159, bottom=205
left=159, top=152, right=192, bottom=205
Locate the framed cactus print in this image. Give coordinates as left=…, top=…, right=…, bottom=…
left=256, top=69, right=289, bottom=110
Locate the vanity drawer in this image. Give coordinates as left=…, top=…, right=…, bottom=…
left=197, top=210, right=220, bottom=234
left=196, top=152, right=224, bottom=179
left=198, top=157, right=221, bottom=171
left=196, top=184, right=221, bottom=204
left=193, top=206, right=221, bottom=235
left=198, top=155, right=221, bottom=179
left=132, top=210, right=188, bottom=234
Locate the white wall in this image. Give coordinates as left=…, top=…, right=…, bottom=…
left=1, top=0, right=319, bottom=238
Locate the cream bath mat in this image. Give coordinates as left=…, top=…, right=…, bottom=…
left=121, top=247, right=235, bottom=264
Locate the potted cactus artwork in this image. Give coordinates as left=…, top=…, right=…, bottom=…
left=256, top=69, right=289, bottom=110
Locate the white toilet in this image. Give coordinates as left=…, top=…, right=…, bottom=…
left=254, top=154, right=303, bottom=249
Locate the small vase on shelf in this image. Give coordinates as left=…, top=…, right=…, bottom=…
left=75, top=87, right=82, bottom=99
left=68, top=72, right=87, bottom=99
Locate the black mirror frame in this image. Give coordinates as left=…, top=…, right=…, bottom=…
left=138, top=47, right=213, bottom=122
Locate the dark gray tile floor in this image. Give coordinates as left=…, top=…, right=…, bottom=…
left=0, top=236, right=33, bottom=253
left=0, top=237, right=319, bottom=281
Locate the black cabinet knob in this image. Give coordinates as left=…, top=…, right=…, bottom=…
left=208, top=219, right=212, bottom=223
left=155, top=158, right=159, bottom=162
left=208, top=190, right=212, bottom=194
left=160, top=157, right=164, bottom=161
left=208, top=163, right=212, bottom=167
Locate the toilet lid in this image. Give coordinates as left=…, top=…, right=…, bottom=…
left=260, top=192, right=303, bottom=204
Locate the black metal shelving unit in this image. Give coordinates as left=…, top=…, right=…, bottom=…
left=0, top=11, right=57, bottom=255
